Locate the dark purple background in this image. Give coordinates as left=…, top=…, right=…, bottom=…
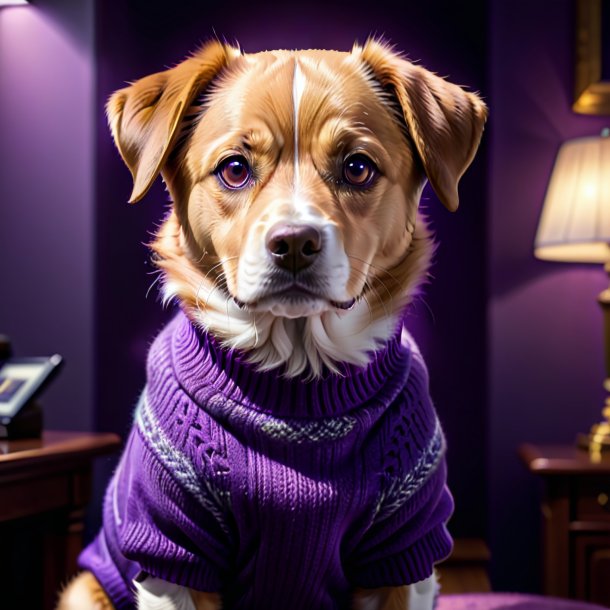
left=0, top=0, right=607, bottom=595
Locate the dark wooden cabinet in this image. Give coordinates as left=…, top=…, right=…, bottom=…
left=520, top=444, right=610, bottom=607
left=0, top=431, right=120, bottom=610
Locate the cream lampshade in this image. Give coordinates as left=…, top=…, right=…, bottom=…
left=534, top=129, right=610, bottom=456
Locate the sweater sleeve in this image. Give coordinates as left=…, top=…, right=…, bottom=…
left=79, top=387, right=234, bottom=608
left=349, top=347, right=454, bottom=588
left=91, top=414, right=233, bottom=602
left=350, top=465, right=453, bottom=587
left=117, top=425, right=232, bottom=592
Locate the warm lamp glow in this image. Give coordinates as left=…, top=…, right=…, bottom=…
left=534, top=131, right=610, bottom=263
left=535, top=131, right=610, bottom=455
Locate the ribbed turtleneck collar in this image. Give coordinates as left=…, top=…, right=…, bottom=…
left=160, top=310, right=413, bottom=418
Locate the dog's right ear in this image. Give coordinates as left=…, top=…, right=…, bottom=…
left=107, top=41, right=241, bottom=203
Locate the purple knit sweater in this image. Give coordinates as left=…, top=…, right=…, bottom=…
left=79, top=311, right=453, bottom=610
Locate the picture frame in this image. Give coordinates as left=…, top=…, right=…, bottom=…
left=0, top=355, right=63, bottom=423
left=574, top=0, right=610, bottom=114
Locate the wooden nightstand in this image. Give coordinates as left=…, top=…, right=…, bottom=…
left=519, top=444, right=610, bottom=606
left=0, top=430, right=121, bottom=610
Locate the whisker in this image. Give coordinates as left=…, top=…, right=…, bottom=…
left=194, top=279, right=207, bottom=316
left=194, top=249, right=207, bottom=265
left=195, top=269, right=224, bottom=313
left=201, top=256, right=239, bottom=284
left=225, top=293, right=232, bottom=333
left=346, top=261, right=394, bottom=312
left=146, top=274, right=163, bottom=300
left=204, top=271, right=236, bottom=323
left=345, top=252, right=399, bottom=283
left=146, top=266, right=164, bottom=276
left=202, top=272, right=228, bottom=312
left=190, top=256, right=240, bottom=315
left=360, top=278, right=391, bottom=330
left=407, top=291, right=436, bottom=325
left=252, top=317, right=259, bottom=347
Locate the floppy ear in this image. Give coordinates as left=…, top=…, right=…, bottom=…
left=107, top=40, right=241, bottom=203
left=355, top=39, right=488, bottom=212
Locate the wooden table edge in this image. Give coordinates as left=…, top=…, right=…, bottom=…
left=518, top=443, right=610, bottom=475
left=0, top=430, right=122, bottom=474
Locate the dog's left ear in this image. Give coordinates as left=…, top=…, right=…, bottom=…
left=354, top=40, right=488, bottom=212
left=107, top=40, right=242, bottom=203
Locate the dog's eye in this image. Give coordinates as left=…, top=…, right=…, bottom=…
left=215, top=155, right=252, bottom=190
left=342, top=154, right=377, bottom=188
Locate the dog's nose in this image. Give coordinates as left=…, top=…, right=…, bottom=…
left=266, top=223, right=322, bottom=273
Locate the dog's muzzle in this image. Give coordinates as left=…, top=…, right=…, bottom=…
left=232, top=222, right=357, bottom=313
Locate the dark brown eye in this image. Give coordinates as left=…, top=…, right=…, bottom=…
left=342, top=154, right=378, bottom=187
left=216, top=155, right=251, bottom=190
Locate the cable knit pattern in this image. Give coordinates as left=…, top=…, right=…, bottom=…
left=135, top=393, right=232, bottom=533
left=79, top=310, right=453, bottom=610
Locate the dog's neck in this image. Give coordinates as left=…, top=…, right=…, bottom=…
left=190, top=302, right=401, bottom=378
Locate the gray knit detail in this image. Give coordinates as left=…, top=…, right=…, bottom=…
left=259, top=414, right=356, bottom=442
left=374, top=418, right=445, bottom=521
left=135, top=392, right=231, bottom=534
left=205, top=393, right=357, bottom=444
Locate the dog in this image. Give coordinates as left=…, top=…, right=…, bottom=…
left=58, top=38, right=486, bottom=610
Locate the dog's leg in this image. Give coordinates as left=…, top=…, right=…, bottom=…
left=353, top=573, right=439, bottom=610
left=134, top=576, right=221, bottom=610
left=406, top=574, right=439, bottom=610
left=57, top=571, right=114, bottom=610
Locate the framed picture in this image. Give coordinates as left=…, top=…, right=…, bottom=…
left=574, top=0, right=610, bottom=114
left=0, top=355, right=63, bottom=423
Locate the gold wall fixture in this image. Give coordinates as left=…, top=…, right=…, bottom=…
left=574, top=0, right=610, bottom=115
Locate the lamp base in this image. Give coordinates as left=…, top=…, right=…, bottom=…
left=577, top=405, right=610, bottom=460
left=577, top=428, right=610, bottom=451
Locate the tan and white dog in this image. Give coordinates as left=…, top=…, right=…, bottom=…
left=59, top=39, right=486, bottom=610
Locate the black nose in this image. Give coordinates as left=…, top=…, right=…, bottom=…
left=266, top=223, right=322, bottom=273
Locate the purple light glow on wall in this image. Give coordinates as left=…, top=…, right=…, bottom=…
left=0, top=1, right=95, bottom=430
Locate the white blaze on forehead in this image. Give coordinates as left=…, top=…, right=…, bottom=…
left=292, top=60, right=306, bottom=201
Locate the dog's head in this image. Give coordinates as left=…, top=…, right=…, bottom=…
left=107, top=39, right=487, bottom=376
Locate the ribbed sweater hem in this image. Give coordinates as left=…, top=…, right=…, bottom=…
left=78, top=531, right=135, bottom=610
left=352, top=524, right=453, bottom=588
left=138, top=559, right=223, bottom=594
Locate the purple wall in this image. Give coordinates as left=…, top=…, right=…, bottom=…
left=488, top=0, right=609, bottom=591
left=0, top=0, right=95, bottom=430
left=94, top=0, right=489, bottom=541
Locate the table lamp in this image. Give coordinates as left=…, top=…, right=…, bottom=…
left=534, top=129, right=610, bottom=455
